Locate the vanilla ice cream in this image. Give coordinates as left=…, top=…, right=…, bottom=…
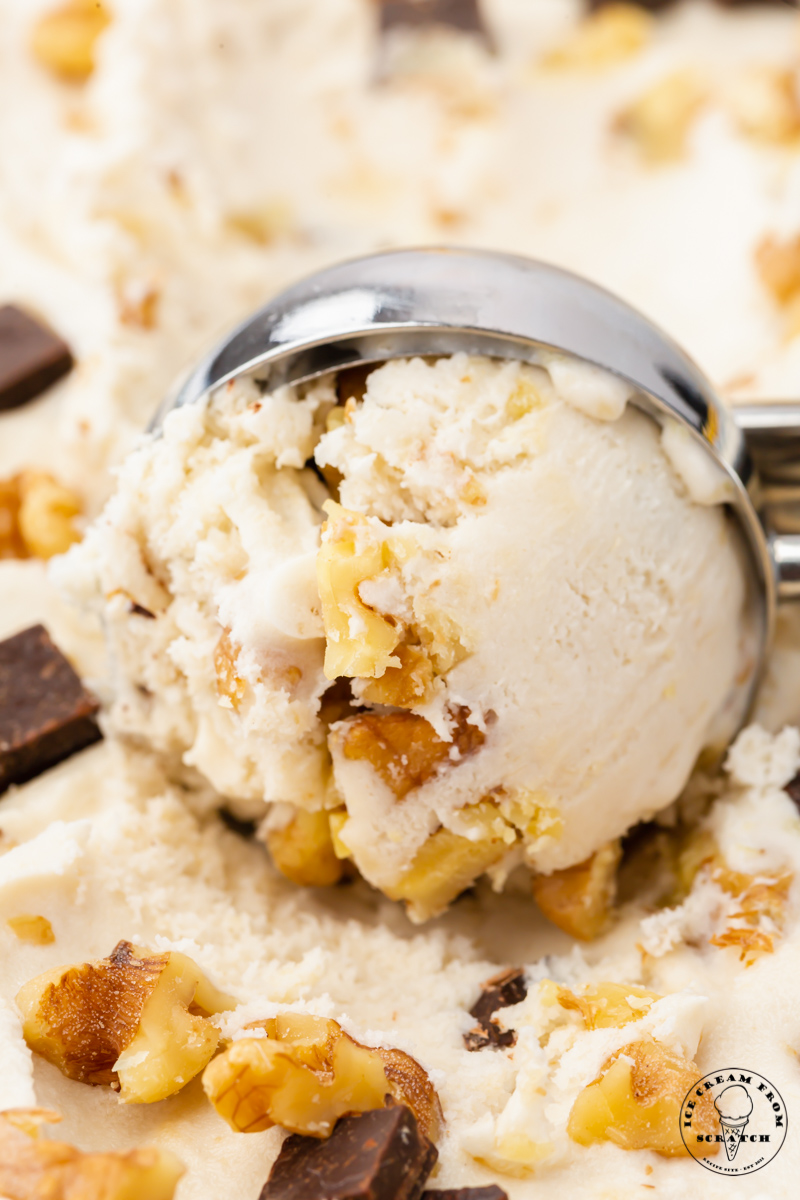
left=61, top=351, right=748, bottom=919
left=2, top=1, right=800, bottom=1199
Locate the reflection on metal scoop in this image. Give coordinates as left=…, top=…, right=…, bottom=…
left=151, top=246, right=800, bottom=721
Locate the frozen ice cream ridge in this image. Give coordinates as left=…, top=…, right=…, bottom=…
left=715, top=1084, right=754, bottom=1161
left=61, top=352, right=749, bottom=923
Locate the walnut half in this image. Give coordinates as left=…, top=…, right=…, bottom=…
left=16, top=941, right=235, bottom=1103
left=0, top=1109, right=183, bottom=1200
left=203, top=1012, right=441, bottom=1141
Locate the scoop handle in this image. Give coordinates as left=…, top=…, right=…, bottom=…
left=733, top=404, right=800, bottom=601
left=733, top=404, right=800, bottom=483
left=770, top=533, right=800, bottom=601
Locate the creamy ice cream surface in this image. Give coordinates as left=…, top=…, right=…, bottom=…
left=3, top=0, right=800, bottom=1198
left=60, top=352, right=748, bottom=917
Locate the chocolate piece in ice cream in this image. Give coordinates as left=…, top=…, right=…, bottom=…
left=423, top=1189, right=507, bottom=1200
left=785, top=770, right=800, bottom=809
left=0, top=624, right=101, bottom=794
left=588, top=0, right=780, bottom=7
left=261, top=1106, right=437, bottom=1200
left=463, top=967, right=527, bottom=1051
left=379, top=0, right=488, bottom=37
left=0, top=306, right=73, bottom=411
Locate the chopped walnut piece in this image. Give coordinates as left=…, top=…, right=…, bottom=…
left=359, top=643, right=436, bottom=709
left=215, top=628, right=247, bottom=711
left=203, top=1012, right=441, bottom=1140
left=8, top=915, right=55, bottom=945
left=325, top=407, right=348, bottom=433
left=337, top=706, right=485, bottom=801
left=543, top=4, right=651, bottom=70
left=116, top=279, right=161, bottom=330
left=666, top=828, right=792, bottom=962
left=726, top=67, right=800, bottom=145
left=568, top=1039, right=718, bottom=1157
left=17, top=471, right=82, bottom=559
left=709, top=863, right=792, bottom=964
left=459, top=475, right=487, bottom=507
left=414, top=603, right=470, bottom=674
left=225, top=199, right=295, bottom=246
left=386, top=799, right=517, bottom=922
left=0, top=472, right=82, bottom=560
left=556, top=982, right=660, bottom=1029
left=31, top=0, right=111, bottom=82
left=16, top=940, right=235, bottom=1103
left=0, top=480, right=27, bottom=560
left=0, top=1108, right=184, bottom=1200
left=495, top=786, right=563, bottom=846
left=669, top=827, right=717, bottom=903
left=265, top=806, right=344, bottom=887
left=532, top=840, right=622, bottom=941
left=327, top=809, right=352, bottom=860
left=756, top=233, right=800, bottom=306
left=317, top=502, right=402, bottom=681
left=506, top=376, right=545, bottom=420
left=616, top=71, right=706, bottom=163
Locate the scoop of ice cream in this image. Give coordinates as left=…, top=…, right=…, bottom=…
left=59, top=352, right=748, bottom=919
left=716, top=1084, right=753, bottom=1123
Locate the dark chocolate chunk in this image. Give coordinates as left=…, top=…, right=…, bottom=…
left=218, top=807, right=258, bottom=839
left=589, top=0, right=789, bottom=8
left=0, top=624, right=101, bottom=794
left=380, top=0, right=489, bottom=38
left=587, top=0, right=785, bottom=7
left=785, top=771, right=800, bottom=808
left=463, top=967, right=527, bottom=1051
left=0, top=306, right=73, bottom=412
left=588, top=0, right=673, bottom=7
left=261, top=1106, right=437, bottom=1200
left=423, top=1189, right=507, bottom=1200
left=129, top=602, right=156, bottom=619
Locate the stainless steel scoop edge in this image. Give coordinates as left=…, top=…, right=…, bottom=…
left=152, top=246, right=800, bottom=684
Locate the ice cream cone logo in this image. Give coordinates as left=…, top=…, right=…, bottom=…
left=681, top=1068, right=787, bottom=1175
left=715, top=1085, right=753, bottom=1161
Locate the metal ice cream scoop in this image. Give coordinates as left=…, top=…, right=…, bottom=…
left=151, top=246, right=800, bottom=713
